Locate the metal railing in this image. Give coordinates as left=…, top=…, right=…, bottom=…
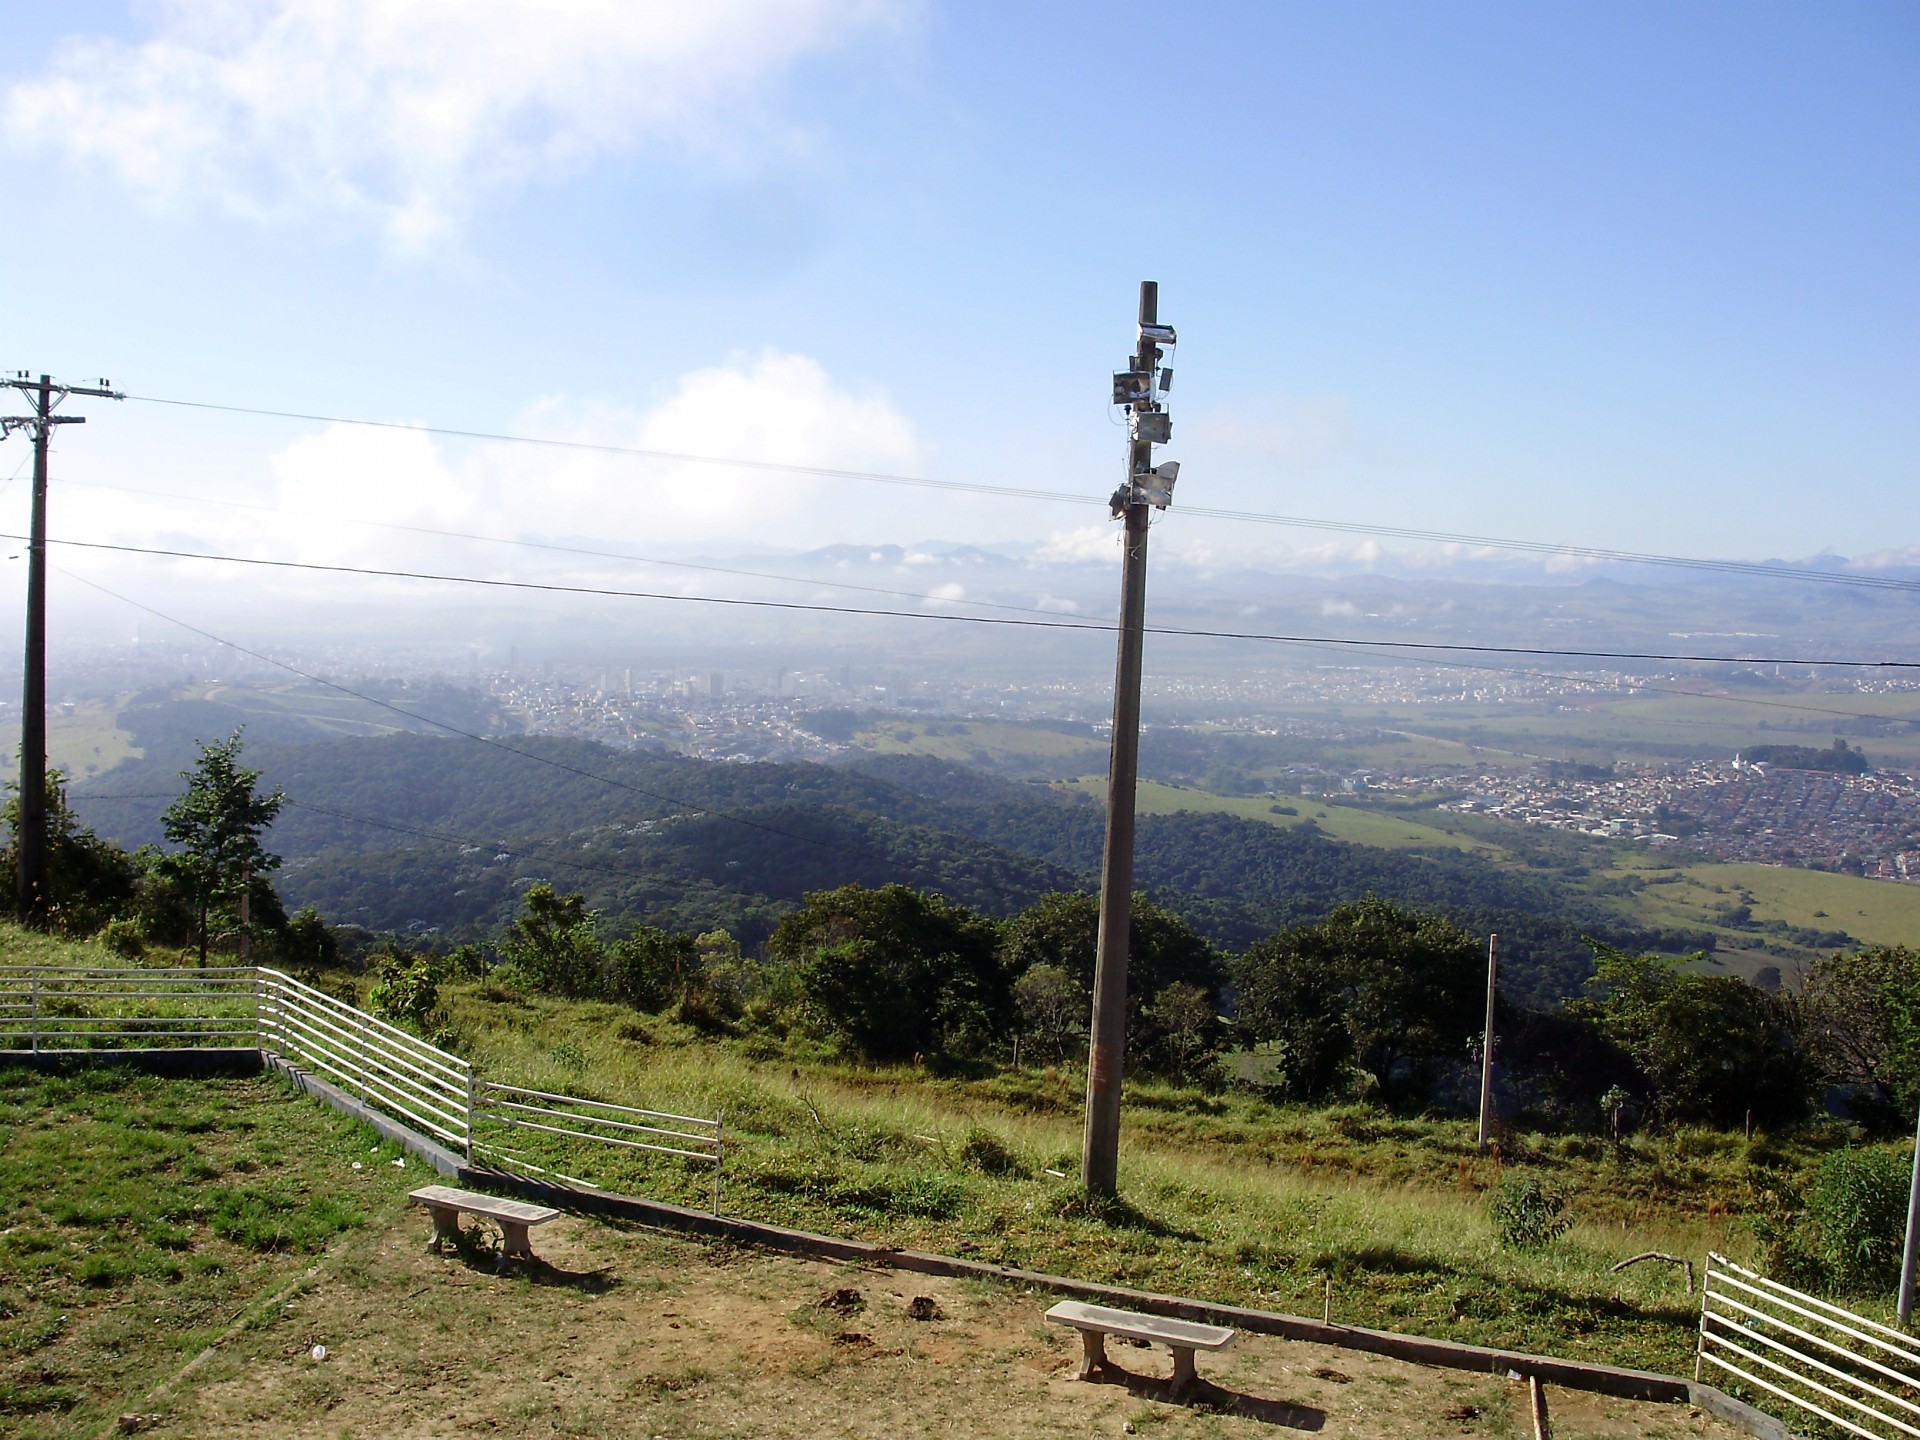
left=0, top=962, right=725, bottom=1209
left=255, top=967, right=473, bottom=1157
left=474, top=1081, right=723, bottom=1213
left=1699, top=1251, right=1920, bottom=1439
left=0, top=964, right=259, bottom=1050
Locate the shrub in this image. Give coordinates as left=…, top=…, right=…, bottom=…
left=100, top=916, right=145, bottom=961
left=367, top=949, right=451, bottom=1046
left=1489, top=1174, right=1572, bottom=1251
left=955, top=1125, right=1029, bottom=1178
left=1804, top=1148, right=1909, bottom=1296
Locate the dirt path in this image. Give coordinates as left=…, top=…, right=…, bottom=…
left=150, top=1210, right=1748, bottom=1440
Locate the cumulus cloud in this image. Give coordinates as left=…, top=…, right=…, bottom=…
left=59, top=348, right=925, bottom=607
left=6, top=0, right=907, bottom=246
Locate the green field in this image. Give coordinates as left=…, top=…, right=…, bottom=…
left=855, top=718, right=1107, bottom=775
left=1064, top=776, right=1504, bottom=856
left=0, top=702, right=141, bottom=782
left=1618, top=859, right=1920, bottom=954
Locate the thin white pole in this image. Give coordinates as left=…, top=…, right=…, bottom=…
left=1899, top=1102, right=1920, bottom=1326
left=1477, top=934, right=1498, bottom=1152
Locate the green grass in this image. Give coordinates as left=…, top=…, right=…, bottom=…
left=1066, top=776, right=1502, bottom=854
left=853, top=719, right=1107, bottom=775
left=0, top=702, right=141, bottom=783
left=426, top=981, right=1819, bottom=1378
left=0, top=1064, right=417, bottom=1437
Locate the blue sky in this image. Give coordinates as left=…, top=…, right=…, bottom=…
left=1, top=0, right=1915, bottom=602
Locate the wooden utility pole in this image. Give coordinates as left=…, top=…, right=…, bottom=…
left=1083, top=282, right=1179, bottom=1196
left=1477, top=933, right=1499, bottom=1151
left=3, top=373, right=121, bottom=925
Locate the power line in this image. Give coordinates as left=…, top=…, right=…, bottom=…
left=53, top=475, right=1089, bottom=623
left=122, top=393, right=1084, bottom=506
left=114, top=390, right=1920, bottom=596
left=29, top=531, right=1920, bottom=671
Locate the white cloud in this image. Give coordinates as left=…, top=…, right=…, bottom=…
left=58, top=348, right=924, bottom=608
left=1035, top=525, right=1120, bottom=565
left=467, top=350, right=923, bottom=545
left=6, top=0, right=907, bottom=246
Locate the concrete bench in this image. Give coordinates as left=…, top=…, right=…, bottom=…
left=1045, top=1300, right=1236, bottom=1398
left=410, top=1185, right=560, bottom=1270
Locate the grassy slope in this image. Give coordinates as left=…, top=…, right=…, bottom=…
left=0, top=1063, right=420, bottom=1436
left=0, top=918, right=1900, bottom=1416
left=434, top=981, right=1800, bottom=1378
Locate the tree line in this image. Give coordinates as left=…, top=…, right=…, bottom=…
left=22, top=730, right=1920, bottom=1140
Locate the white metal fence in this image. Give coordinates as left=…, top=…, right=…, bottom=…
left=0, top=963, right=259, bottom=1050
left=1699, top=1251, right=1920, bottom=1439
left=0, top=962, right=722, bottom=1210
left=256, top=967, right=474, bottom=1158
left=473, top=1082, right=723, bottom=1212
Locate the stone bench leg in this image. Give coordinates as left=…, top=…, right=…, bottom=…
left=1077, top=1329, right=1107, bottom=1379
left=425, top=1204, right=461, bottom=1254
left=497, top=1220, right=535, bottom=1270
left=1168, top=1345, right=1197, bottom=1398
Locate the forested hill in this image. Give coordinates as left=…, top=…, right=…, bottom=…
left=78, top=736, right=1696, bottom=1006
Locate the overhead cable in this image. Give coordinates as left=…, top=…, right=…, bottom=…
left=28, top=531, right=1920, bottom=671
left=116, top=391, right=1920, bottom=595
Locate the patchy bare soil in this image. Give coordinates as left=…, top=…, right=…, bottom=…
left=134, top=1209, right=1747, bottom=1440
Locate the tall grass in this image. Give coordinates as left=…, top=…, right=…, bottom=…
left=434, top=980, right=1765, bottom=1375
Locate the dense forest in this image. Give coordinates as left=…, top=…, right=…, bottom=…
left=75, top=728, right=1710, bottom=1006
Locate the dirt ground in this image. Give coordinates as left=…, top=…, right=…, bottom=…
left=135, top=1211, right=1749, bottom=1440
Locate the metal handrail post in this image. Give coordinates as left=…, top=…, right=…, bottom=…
left=465, top=1064, right=477, bottom=1166
left=30, top=968, right=40, bottom=1055
left=713, top=1113, right=724, bottom=1216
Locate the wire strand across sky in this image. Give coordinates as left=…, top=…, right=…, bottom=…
left=26, top=531, right=1920, bottom=672
left=118, top=392, right=1920, bottom=597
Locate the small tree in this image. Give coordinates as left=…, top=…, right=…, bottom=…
left=500, top=883, right=604, bottom=995
left=1013, top=962, right=1087, bottom=1063
left=160, top=731, right=284, bottom=964
left=1233, top=898, right=1482, bottom=1101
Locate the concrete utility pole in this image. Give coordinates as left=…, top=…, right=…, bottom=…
left=1478, top=933, right=1499, bottom=1151
left=1083, top=282, right=1180, bottom=1196
left=2, top=373, right=122, bottom=925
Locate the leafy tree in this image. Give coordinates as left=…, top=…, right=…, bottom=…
left=604, top=927, right=699, bottom=1013
left=500, top=883, right=604, bottom=995
left=1572, top=944, right=1809, bottom=1127
left=1799, top=945, right=1920, bottom=1131
left=159, top=731, right=284, bottom=963
left=1013, top=962, right=1087, bottom=1063
left=0, top=766, right=138, bottom=936
left=1143, top=980, right=1220, bottom=1083
left=998, top=890, right=1222, bottom=1054
left=1233, top=898, right=1482, bottom=1101
left=770, top=883, right=1005, bottom=1063
left=278, top=905, right=340, bottom=970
